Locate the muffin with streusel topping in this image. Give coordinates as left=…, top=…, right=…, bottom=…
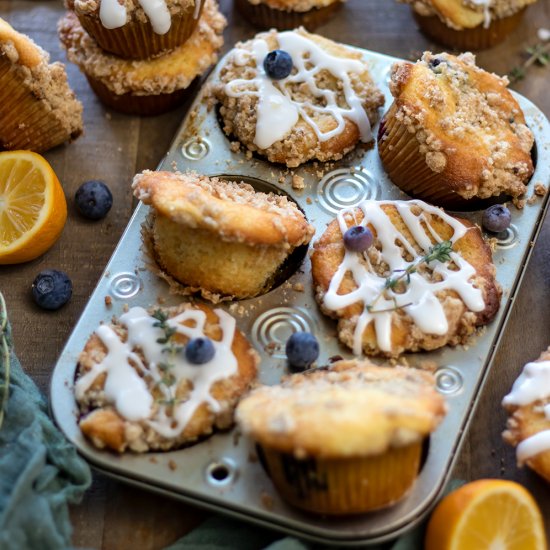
left=58, top=0, right=225, bottom=115
left=311, top=199, right=501, bottom=357
left=502, top=347, right=550, bottom=483
left=76, top=302, right=259, bottom=453
left=0, top=17, right=82, bottom=152
left=397, top=0, right=538, bottom=50
left=133, top=170, right=315, bottom=300
left=66, top=0, right=205, bottom=59
left=378, top=52, right=534, bottom=207
left=215, top=28, right=384, bottom=168
left=236, top=0, right=344, bottom=31
left=236, top=359, right=447, bottom=514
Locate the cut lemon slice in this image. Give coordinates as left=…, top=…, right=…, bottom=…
left=425, top=479, right=547, bottom=550
left=0, top=150, right=67, bottom=264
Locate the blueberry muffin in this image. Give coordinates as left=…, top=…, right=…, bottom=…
left=378, top=52, right=534, bottom=207
left=311, top=199, right=501, bottom=357
left=66, top=0, right=205, bottom=59
left=236, top=0, right=344, bottom=31
left=76, top=302, right=259, bottom=453
left=58, top=0, right=225, bottom=115
left=236, top=359, right=447, bottom=514
left=215, top=28, right=384, bottom=168
left=398, top=0, right=538, bottom=50
left=503, top=347, right=550, bottom=483
left=133, top=170, right=315, bottom=300
left=0, top=17, right=82, bottom=152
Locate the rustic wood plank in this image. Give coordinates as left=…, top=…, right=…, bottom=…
left=1, top=0, right=549, bottom=547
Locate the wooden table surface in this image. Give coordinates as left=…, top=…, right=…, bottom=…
left=1, top=0, right=549, bottom=547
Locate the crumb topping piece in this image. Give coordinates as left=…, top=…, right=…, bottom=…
left=388, top=52, right=534, bottom=200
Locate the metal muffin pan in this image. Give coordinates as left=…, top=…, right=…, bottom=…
left=50, top=47, right=550, bottom=545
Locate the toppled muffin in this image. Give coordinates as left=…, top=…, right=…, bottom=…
left=133, top=170, right=315, bottom=300
left=0, top=17, right=82, bottom=152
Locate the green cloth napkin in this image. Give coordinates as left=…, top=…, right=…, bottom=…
left=0, top=305, right=91, bottom=550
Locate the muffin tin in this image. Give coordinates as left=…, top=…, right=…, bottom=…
left=50, top=46, right=550, bottom=545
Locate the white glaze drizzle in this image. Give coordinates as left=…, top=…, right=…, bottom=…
left=99, top=0, right=172, bottom=34
left=224, top=31, right=372, bottom=150
left=322, top=200, right=485, bottom=354
left=503, top=360, right=550, bottom=464
left=468, top=0, right=492, bottom=28
left=75, top=306, right=238, bottom=438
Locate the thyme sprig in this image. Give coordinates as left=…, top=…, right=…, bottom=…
left=366, top=240, right=453, bottom=314
left=509, top=41, right=550, bottom=83
left=0, top=293, right=10, bottom=430
left=152, top=310, right=182, bottom=399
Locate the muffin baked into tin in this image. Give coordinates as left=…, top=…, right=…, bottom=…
left=50, top=46, right=550, bottom=545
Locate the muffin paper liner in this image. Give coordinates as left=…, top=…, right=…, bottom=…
left=259, top=443, right=422, bottom=515
left=0, top=56, right=80, bottom=152
left=412, top=8, right=526, bottom=51
left=235, top=0, right=342, bottom=31
left=86, top=75, right=195, bottom=116
left=76, top=3, right=204, bottom=60
left=378, top=103, right=473, bottom=208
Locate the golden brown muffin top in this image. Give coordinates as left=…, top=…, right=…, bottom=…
left=58, top=0, right=225, bottom=95
left=0, top=17, right=83, bottom=141
left=246, top=0, right=341, bottom=12
left=503, top=347, right=550, bottom=482
left=215, top=28, right=384, bottom=167
left=387, top=52, right=533, bottom=201
left=236, top=359, right=447, bottom=459
left=400, top=0, right=537, bottom=29
left=76, top=302, right=259, bottom=453
left=133, top=170, right=315, bottom=248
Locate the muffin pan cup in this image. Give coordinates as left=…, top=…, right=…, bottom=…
left=50, top=47, right=550, bottom=545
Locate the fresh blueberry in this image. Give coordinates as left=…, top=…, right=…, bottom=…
left=75, top=180, right=113, bottom=220
left=263, top=50, right=293, bottom=80
left=285, top=332, right=319, bottom=370
left=482, top=205, right=512, bottom=233
left=32, top=270, right=72, bottom=310
left=343, top=225, right=374, bottom=253
left=185, top=337, right=215, bottom=364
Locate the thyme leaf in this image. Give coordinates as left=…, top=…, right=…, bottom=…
left=366, top=240, right=453, bottom=314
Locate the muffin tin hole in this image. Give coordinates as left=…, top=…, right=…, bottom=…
left=205, top=459, right=237, bottom=486
left=213, top=174, right=310, bottom=295
left=435, top=366, right=463, bottom=395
